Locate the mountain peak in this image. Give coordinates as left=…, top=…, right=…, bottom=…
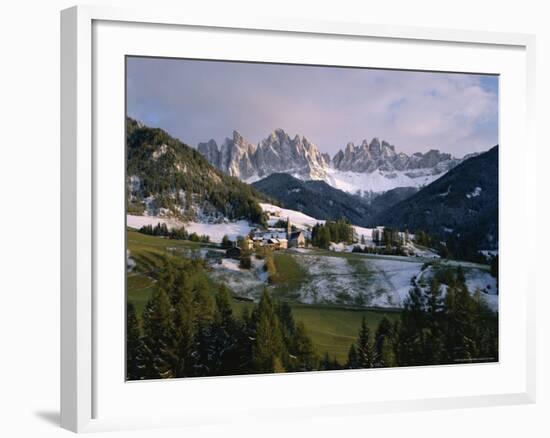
left=233, top=130, right=244, bottom=141
left=197, top=128, right=463, bottom=193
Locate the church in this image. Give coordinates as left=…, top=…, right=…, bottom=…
left=286, top=217, right=306, bottom=248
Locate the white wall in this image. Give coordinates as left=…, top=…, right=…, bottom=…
left=0, top=0, right=547, bottom=437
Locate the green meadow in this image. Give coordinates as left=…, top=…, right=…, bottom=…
left=126, top=230, right=400, bottom=364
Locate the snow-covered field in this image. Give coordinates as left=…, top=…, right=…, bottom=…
left=208, top=255, right=267, bottom=299
left=366, top=258, right=426, bottom=307
left=324, top=167, right=441, bottom=194
left=296, top=255, right=364, bottom=305
left=126, top=214, right=252, bottom=243
left=480, top=249, right=498, bottom=258
left=185, top=221, right=252, bottom=243
left=260, top=203, right=374, bottom=239
left=465, top=269, right=498, bottom=311
left=414, top=263, right=498, bottom=312
left=278, top=251, right=498, bottom=311
left=288, top=253, right=425, bottom=308
left=127, top=214, right=183, bottom=230
left=260, top=203, right=323, bottom=229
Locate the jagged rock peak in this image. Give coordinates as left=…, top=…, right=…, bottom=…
left=197, top=129, right=461, bottom=185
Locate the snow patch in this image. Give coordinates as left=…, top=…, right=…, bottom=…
left=324, top=167, right=442, bottom=195
left=260, top=203, right=322, bottom=229
left=126, top=215, right=252, bottom=243
left=185, top=221, right=252, bottom=243
left=126, top=249, right=136, bottom=272
left=466, top=186, right=482, bottom=198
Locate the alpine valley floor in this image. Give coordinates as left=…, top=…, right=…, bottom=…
left=126, top=229, right=497, bottom=364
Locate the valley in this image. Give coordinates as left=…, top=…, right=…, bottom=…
left=126, top=118, right=499, bottom=373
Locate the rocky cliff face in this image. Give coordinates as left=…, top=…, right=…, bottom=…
left=198, top=129, right=463, bottom=194
left=331, top=138, right=458, bottom=174
left=199, top=128, right=328, bottom=181
left=198, top=131, right=257, bottom=180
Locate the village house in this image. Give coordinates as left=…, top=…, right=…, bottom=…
left=241, top=237, right=254, bottom=251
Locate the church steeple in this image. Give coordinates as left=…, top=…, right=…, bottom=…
left=286, top=216, right=291, bottom=239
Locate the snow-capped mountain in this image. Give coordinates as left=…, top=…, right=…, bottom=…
left=198, top=129, right=463, bottom=195
left=198, top=129, right=329, bottom=182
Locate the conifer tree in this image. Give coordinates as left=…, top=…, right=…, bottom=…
left=397, top=285, right=426, bottom=366
left=380, top=337, right=397, bottom=367
left=142, top=288, right=177, bottom=379
left=318, top=226, right=331, bottom=249
left=346, top=343, right=359, bottom=369
left=356, top=316, right=375, bottom=368
left=126, top=302, right=146, bottom=380
left=474, top=290, right=498, bottom=362
left=192, top=276, right=214, bottom=323
left=424, top=277, right=445, bottom=364
left=292, top=321, right=317, bottom=371
left=191, top=320, right=213, bottom=376
left=234, top=306, right=255, bottom=373
left=442, top=270, right=477, bottom=363
left=320, top=352, right=340, bottom=370
left=173, top=279, right=195, bottom=377
left=374, top=316, right=393, bottom=363
left=221, top=234, right=232, bottom=249
left=251, top=289, right=285, bottom=373
left=209, top=284, right=240, bottom=375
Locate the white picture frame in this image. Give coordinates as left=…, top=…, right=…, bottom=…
left=60, top=4, right=536, bottom=433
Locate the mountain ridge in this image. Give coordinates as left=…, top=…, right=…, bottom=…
left=372, top=145, right=498, bottom=255
left=252, top=173, right=420, bottom=228
left=198, top=128, right=464, bottom=194
left=126, top=118, right=269, bottom=225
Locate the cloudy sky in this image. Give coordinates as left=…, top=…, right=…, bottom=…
left=126, top=57, right=498, bottom=158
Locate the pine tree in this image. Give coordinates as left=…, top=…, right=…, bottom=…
left=424, top=277, right=445, bottom=364
left=221, top=234, right=232, bottom=249
left=126, top=303, right=146, bottom=380
left=142, top=288, right=177, bottom=379
left=356, top=317, right=375, bottom=368
left=471, top=289, right=497, bottom=361
left=251, top=289, right=285, bottom=373
left=172, top=279, right=195, bottom=377
left=192, top=276, right=214, bottom=323
left=318, top=226, right=331, bottom=249
left=442, top=270, right=477, bottom=363
left=320, top=352, right=340, bottom=370
left=346, top=343, right=359, bottom=369
left=234, top=306, right=255, bottom=373
left=292, top=321, right=317, bottom=372
left=209, top=284, right=240, bottom=375
left=380, top=337, right=397, bottom=367
left=374, top=316, right=393, bottom=363
left=397, top=285, right=426, bottom=366
left=191, top=320, right=213, bottom=376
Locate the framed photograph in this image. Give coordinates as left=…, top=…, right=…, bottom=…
left=61, top=5, right=536, bottom=433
